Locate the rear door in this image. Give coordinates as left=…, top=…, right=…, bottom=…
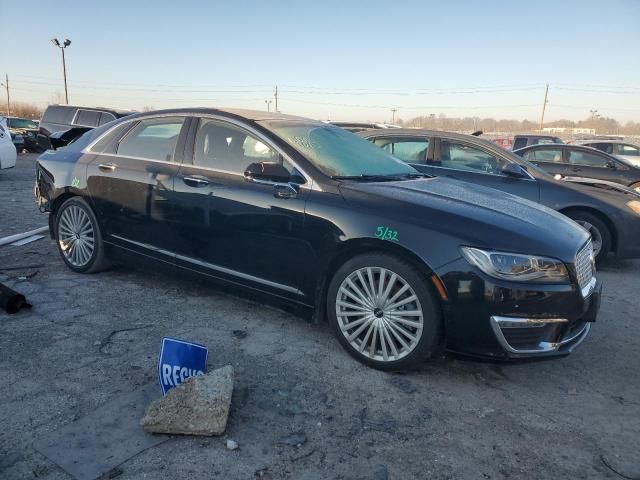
left=429, top=137, right=539, bottom=201
left=169, top=116, right=310, bottom=297
left=86, top=115, right=189, bottom=253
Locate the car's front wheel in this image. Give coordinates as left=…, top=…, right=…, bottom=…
left=565, top=211, right=611, bottom=263
left=327, top=252, right=442, bottom=371
left=55, top=197, right=110, bottom=273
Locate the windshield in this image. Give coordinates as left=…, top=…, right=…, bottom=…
left=9, top=118, right=38, bottom=129
left=265, top=122, right=417, bottom=178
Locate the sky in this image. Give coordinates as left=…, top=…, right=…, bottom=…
left=1, top=0, right=639, bottom=123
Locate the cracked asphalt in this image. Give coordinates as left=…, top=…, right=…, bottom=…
left=1, top=153, right=639, bottom=479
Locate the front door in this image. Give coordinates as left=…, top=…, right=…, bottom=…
left=429, top=137, right=539, bottom=202
left=565, top=148, right=629, bottom=185
left=86, top=116, right=189, bottom=253
left=170, top=117, right=310, bottom=298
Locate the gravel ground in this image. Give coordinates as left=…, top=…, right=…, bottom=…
left=1, top=153, right=639, bottom=480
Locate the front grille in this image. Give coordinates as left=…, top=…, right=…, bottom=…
left=575, top=241, right=594, bottom=290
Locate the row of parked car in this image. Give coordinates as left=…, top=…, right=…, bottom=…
left=32, top=106, right=640, bottom=370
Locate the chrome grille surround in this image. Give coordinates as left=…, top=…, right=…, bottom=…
left=575, top=240, right=595, bottom=293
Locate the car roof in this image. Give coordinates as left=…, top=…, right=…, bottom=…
left=576, top=139, right=635, bottom=145
left=513, top=134, right=559, bottom=138
left=121, top=107, right=316, bottom=124
left=46, top=104, right=137, bottom=117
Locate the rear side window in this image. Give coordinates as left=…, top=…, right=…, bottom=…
left=512, top=137, right=527, bottom=150
left=98, top=112, right=117, bottom=126
left=117, top=117, right=184, bottom=162
left=373, top=137, right=428, bottom=163
left=527, top=148, right=564, bottom=163
left=42, top=106, right=75, bottom=124
left=568, top=150, right=609, bottom=168
left=74, top=109, right=101, bottom=127
left=588, top=143, right=613, bottom=154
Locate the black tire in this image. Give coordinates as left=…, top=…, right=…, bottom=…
left=565, top=211, right=611, bottom=263
left=55, top=197, right=110, bottom=273
left=326, top=252, right=442, bottom=371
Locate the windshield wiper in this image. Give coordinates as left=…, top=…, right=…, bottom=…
left=331, top=173, right=429, bottom=182
left=331, top=174, right=404, bottom=181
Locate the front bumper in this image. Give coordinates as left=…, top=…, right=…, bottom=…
left=436, top=258, right=601, bottom=360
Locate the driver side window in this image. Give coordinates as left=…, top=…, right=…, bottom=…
left=193, top=118, right=303, bottom=182
left=438, top=140, right=506, bottom=175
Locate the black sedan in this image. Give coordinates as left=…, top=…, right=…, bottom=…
left=35, top=108, right=599, bottom=370
left=358, top=129, right=640, bottom=262
left=512, top=143, right=640, bottom=193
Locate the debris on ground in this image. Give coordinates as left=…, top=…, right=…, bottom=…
left=276, top=431, right=307, bottom=447
left=226, top=439, right=239, bottom=450
left=232, top=329, right=248, bottom=339
left=0, top=282, right=32, bottom=314
left=141, top=365, right=234, bottom=436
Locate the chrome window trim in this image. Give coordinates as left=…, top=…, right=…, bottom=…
left=83, top=112, right=321, bottom=191
left=72, top=108, right=103, bottom=128
left=111, top=235, right=305, bottom=296
left=429, top=164, right=536, bottom=181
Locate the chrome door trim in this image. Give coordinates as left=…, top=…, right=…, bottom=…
left=111, top=235, right=305, bottom=296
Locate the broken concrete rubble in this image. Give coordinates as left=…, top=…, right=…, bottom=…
left=141, top=365, right=234, bottom=436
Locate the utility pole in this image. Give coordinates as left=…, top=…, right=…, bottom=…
left=391, top=108, right=397, bottom=123
left=51, top=38, right=71, bottom=104
left=1, top=74, right=9, bottom=116
left=539, top=83, right=549, bottom=131
left=274, top=86, right=278, bottom=112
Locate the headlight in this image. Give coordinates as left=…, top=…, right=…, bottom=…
left=461, top=247, right=569, bottom=283
left=627, top=200, right=640, bottom=215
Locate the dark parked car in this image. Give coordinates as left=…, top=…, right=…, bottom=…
left=36, top=108, right=600, bottom=370
left=358, top=129, right=640, bottom=262
left=513, top=144, right=640, bottom=193
left=37, top=104, right=135, bottom=150
left=1, top=116, right=40, bottom=152
left=512, top=134, right=563, bottom=151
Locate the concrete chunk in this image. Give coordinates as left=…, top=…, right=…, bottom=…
left=141, top=365, right=234, bottom=436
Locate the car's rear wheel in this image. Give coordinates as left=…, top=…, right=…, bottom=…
left=327, top=252, right=441, bottom=371
left=565, top=211, right=611, bottom=262
left=55, top=197, right=110, bottom=273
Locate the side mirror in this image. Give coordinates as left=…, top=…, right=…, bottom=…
left=501, top=163, right=528, bottom=178
left=606, top=160, right=617, bottom=170
left=244, top=162, right=291, bottom=183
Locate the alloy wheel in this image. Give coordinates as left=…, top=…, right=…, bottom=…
left=58, top=205, right=95, bottom=267
left=335, top=267, right=424, bottom=362
left=575, top=220, right=603, bottom=257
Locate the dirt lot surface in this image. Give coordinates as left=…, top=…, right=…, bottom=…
left=1, top=153, right=639, bottom=479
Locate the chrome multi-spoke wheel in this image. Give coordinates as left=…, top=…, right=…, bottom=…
left=336, top=266, right=424, bottom=362
left=58, top=204, right=95, bottom=267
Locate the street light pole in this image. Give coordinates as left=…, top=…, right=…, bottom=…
left=1, top=74, right=9, bottom=116
left=51, top=38, right=71, bottom=104
left=265, top=100, right=272, bottom=112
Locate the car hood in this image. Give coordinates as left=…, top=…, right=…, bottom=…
left=339, top=176, right=589, bottom=262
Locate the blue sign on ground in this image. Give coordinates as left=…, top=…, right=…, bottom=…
left=158, top=337, right=208, bottom=395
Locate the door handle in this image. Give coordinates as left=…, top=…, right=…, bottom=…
left=183, top=175, right=210, bottom=187
left=571, top=167, right=580, bottom=172
left=98, top=163, right=117, bottom=172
